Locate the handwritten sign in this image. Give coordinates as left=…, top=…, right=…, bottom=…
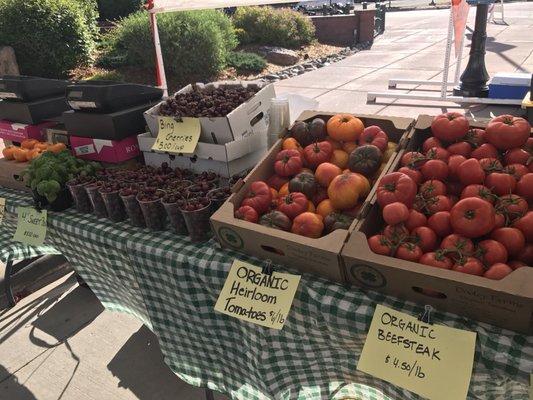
left=214, top=259, right=300, bottom=329
left=13, top=207, right=47, bottom=246
left=357, top=305, right=476, bottom=400
left=152, top=116, right=201, bottom=154
left=0, top=198, right=5, bottom=225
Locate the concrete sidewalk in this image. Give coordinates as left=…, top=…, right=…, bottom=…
left=275, top=2, right=533, bottom=119
left=0, top=274, right=227, bottom=400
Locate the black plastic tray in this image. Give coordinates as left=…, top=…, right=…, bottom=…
left=0, top=75, right=68, bottom=102
left=62, top=102, right=156, bottom=140
left=0, top=96, right=69, bottom=124
left=66, top=81, right=163, bottom=113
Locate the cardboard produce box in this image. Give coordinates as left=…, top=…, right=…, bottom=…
left=210, top=111, right=415, bottom=282
left=0, top=158, right=30, bottom=192
left=0, top=120, right=57, bottom=143
left=70, top=135, right=140, bottom=163
left=138, top=130, right=267, bottom=178
left=341, top=115, right=533, bottom=333
left=144, top=81, right=275, bottom=144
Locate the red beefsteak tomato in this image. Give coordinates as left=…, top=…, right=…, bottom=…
left=376, top=172, right=417, bottom=208
left=486, top=115, right=530, bottom=150
left=274, top=149, right=303, bottom=177
left=450, top=197, right=496, bottom=238
left=242, top=181, right=273, bottom=214
left=431, top=112, right=469, bottom=141
left=303, top=141, right=333, bottom=168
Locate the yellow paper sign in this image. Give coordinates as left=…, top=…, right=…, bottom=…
left=13, top=207, right=47, bottom=246
left=357, top=304, right=476, bottom=400
left=0, top=198, right=5, bottom=225
left=214, top=259, right=301, bottom=329
left=152, top=116, right=201, bottom=154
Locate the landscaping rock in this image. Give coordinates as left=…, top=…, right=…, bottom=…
left=263, top=47, right=299, bottom=66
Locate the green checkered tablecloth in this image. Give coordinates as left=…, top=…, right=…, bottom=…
left=0, top=186, right=531, bottom=400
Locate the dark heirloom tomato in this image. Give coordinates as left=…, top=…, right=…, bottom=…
left=274, top=149, right=303, bottom=177
left=324, top=212, right=354, bottom=233
left=289, top=172, right=317, bottom=199
left=242, top=181, right=273, bottom=214
left=486, top=115, right=530, bottom=150
left=450, top=197, right=495, bottom=238
left=431, top=112, right=469, bottom=141
left=267, top=174, right=289, bottom=191
left=376, top=172, right=418, bottom=208
left=259, top=210, right=292, bottom=231
left=348, top=144, right=383, bottom=177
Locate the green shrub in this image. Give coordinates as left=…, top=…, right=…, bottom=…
left=87, top=70, right=124, bottom=81
left=227, top=52, right=266, bottom=74
left=233, top=6, right=315, bottom=49
left=102, top=10, right=237, bottom=85
left=0, top=0, right=96, bottom=78
left=97, top=0, right=143, bottom=21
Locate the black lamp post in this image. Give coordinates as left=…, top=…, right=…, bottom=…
left=453, top=1, right=494, bottom=98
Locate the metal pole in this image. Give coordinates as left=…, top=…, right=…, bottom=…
left=441, top=11, right=454, bottom=98
left=150, top=12, right=168, bottom=96
left=454, top=3, right=490, bottom=97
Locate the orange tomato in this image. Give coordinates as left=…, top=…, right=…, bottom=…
left=316, top=199, right=336, bottom=218
left=327, top=114, right=364, bottom=142
left=330, top=149, right=349, bottom=169
left=13, top=147, right=29, bottom=162
left=282, top=137, right=303, bottom=152
left=291, top=212, right=324, bottom=238
left=351, top=172, right=371, bottom=197
left=327, top=172, right=362, bottom=210
left=21, top=139, right=39, bottom=150
left=2, top=146, right=16, bottom=160
left=270, top=187, right=278, bottom=199
left=35, top=142, right=49, bottom=151
left=315, top=162, right=342, bottom=187
left=278, top=182, right=290, bottom=197
left=48, top=143, right=67, bottom=153
left=307, top=201, right=316, bottom=213
left=26, top=148, right=42, bottom=161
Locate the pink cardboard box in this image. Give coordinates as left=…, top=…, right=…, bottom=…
left=70, top=135, right=140, bottom=163
left=0, top=119, right=57, bottom=143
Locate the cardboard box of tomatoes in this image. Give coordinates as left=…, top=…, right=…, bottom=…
left=341, top=114, right=532, bottom=333
left=210, top=111, right=415, bottom=282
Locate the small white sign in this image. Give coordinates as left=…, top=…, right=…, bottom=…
left=74, top=144, right=96, bottom=156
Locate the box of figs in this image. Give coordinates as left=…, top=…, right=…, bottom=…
left=144, top=81, right=275, bottom=144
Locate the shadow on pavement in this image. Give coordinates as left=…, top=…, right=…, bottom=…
left=107, top=325, right=188, bottom=400
left=0, top=364, right=37, bottom=400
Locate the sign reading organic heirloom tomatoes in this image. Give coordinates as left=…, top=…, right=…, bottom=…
left=214, top=259, right=300, bottom=329
left=152, top=116, right=201, bottom=154
left=357, top=305, right=476, bottom=400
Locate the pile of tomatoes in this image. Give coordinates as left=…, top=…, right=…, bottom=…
left=234, top=113, right=396, bottom=238
left=2, top=139, right=66, bottom=162
left=368, top=113, right=532, bottom=280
